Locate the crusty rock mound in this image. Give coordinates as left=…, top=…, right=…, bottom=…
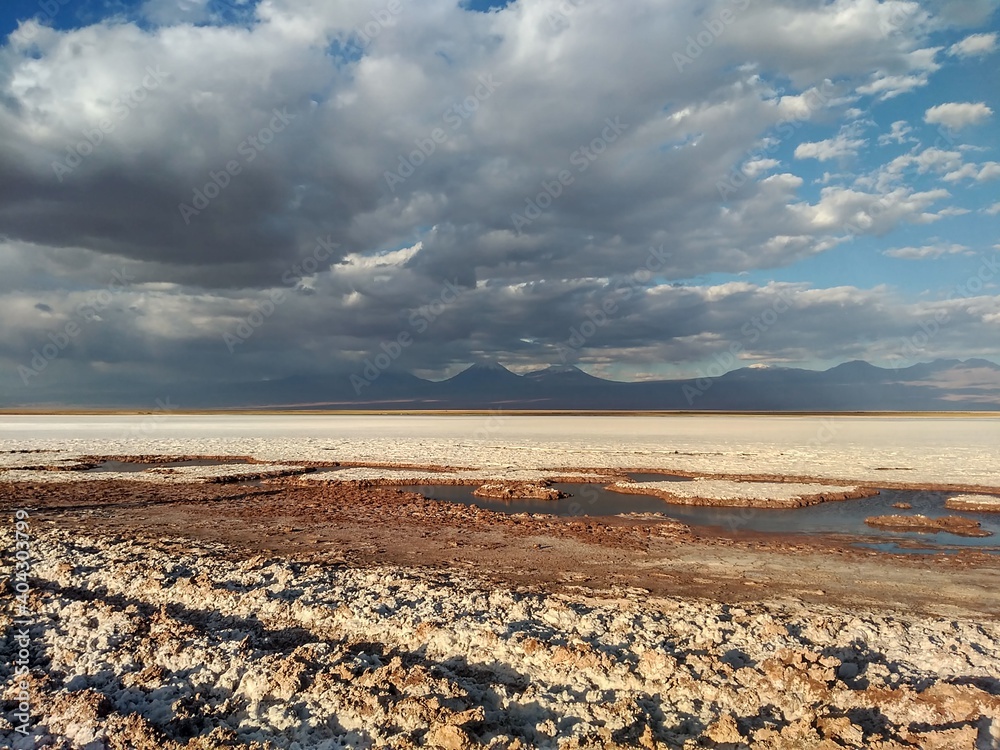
left=945, top=494, right=1000, bottom=512
left=473, top=481, right=568, bottom=500
left=611, top=478, right=877, bottom=508
left=865, top=514, right=992, bottom=537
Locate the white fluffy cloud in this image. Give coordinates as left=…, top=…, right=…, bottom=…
left=795, top=134, right=867, bottom=161
left=977, top=162, right=1000, bottom=181
left=944, top=161, right=1000, bottom=183
left=947, top=32, right=998, bottom=58
left=924, top=101, right=994, bottom=129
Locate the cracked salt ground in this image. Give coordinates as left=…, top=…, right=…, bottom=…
left=2, top=529, right=999, bottom=749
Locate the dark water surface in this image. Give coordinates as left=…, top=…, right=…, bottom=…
left=400, top=477, right=1000, bottom=554
left=398, top=482, right=677, bottom=517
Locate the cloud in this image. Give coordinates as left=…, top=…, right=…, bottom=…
left=977, top=162, right=1000, bottom=181
left=855, top=47, right=943, bottom=101
left=864, top=145, right=990, bottom=192
left=742, top=158, right=781, bottom=177
left=0, top=0, right=997, bottom=398
left=794, top=134, right=866, bottom=161
left=924, top=101, right=994, bottom=129
left=933, top=206, right=970, bottom=217
left=8, top=273, right=1000, bottom=395
left=947, top=32, right=998, bottom=58
left=883, top=243, right=971, bottom=260
left=0, top=0, right=942, bottom=295
left=944, top=161, right=1000, bottom=182
left=984, top=202, right=1000, bottom=216
left=925, top=0, right=997, bottom=27
left=877, top=120, right=915, bottom=146
left=140, top=0, right=214, bottom=25
left=856, top=73, right=931, bottom=101
left=789, top=185, right=950, bottom=235
left=943, top=164, right=979, bottom=182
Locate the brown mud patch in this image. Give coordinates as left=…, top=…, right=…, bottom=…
left=865, top=514, right=992, bottom=538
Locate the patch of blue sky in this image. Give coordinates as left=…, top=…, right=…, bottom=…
left=460, top=0, right=515, bottom=13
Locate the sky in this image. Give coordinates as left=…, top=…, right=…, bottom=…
left=1, top=0, right=998, bottom=402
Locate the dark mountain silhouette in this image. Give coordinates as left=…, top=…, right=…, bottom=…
left=823, top=360, right=887, bottom=382
left=523, top=364, right=608, bottom=384
left=9, top=358, right=1000, bottom=411
left=446, top=361, right=522, bottom=386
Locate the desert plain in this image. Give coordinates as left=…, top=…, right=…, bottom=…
left=2, top=414, right=999, bottom=749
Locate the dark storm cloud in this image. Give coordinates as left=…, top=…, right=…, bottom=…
left=0, top=0, right=997, bottom=396
left=0, top=0, right=946, bottom=285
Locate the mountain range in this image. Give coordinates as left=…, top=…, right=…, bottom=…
left=14, top=358, right=1000, bottom=411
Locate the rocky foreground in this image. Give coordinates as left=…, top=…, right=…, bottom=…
left=2, top=529, right=999, bottom=750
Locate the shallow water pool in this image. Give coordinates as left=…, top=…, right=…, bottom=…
left=400, top=480, right=1000, bottom=553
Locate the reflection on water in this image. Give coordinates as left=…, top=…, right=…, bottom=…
left=656, top=488, right=1000, bottom=549
left=398, top=482, right=677, bottom=517
left=400, top=480, right=1000, bottom=554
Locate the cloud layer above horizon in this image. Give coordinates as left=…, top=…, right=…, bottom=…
left=1, top=0, right=998, bottom=401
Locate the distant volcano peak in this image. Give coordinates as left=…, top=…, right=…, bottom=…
left=448, top=361, right=519, bottom=381
left=466, top=360, right=512, bottom=372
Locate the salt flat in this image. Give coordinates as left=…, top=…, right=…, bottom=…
left=2, top=414, right=999, bottom=489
